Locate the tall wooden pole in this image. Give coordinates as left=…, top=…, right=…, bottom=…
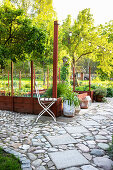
left=34, top=68, right=35, bottom=91
left=19, top=71, right=21, bottom=90
left=47, top=67, right=49, bottom=89
left=31, top=61, right=33, bottom=98
left=11, top=61, right=13, bottom=96
left=73, top=66, right=75, bottom=92
left=89, top=66, right=91, bottom=92
left=53, top=21, right=58, bottom=98
left=8, top=71, right=9, bottom=88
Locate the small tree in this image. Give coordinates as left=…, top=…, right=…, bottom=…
left=0, top=2, right=46, bottom=68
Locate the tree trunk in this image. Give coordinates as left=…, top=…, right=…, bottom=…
left=72, top=54, right=78, bottom=92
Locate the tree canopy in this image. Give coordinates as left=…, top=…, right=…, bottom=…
left=61, top=8, right=113, bottom=78
left=0, top=1, right=46, bottom=68
left=0, top=0, right=113, bottom=79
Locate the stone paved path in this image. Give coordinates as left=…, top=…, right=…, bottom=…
left=0, top=98, right=113, bottom=170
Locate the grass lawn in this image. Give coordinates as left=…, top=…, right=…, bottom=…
left=0, top=147, right=21, bottom=170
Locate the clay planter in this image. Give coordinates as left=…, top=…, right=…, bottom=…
left=80, top=100, right=88, bottom=109
left=95, top=95, right=103, bottom=102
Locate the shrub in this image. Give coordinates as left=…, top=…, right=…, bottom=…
left=94, top=87, right=107, bottom=97
left=107, top=136, right=113, bottom=160
left=43, top=82, right=80, bottom=107
left=106, top=88, right=113, bottom=97
left=43, top=82, right=72, bottom=98
left=24, top=84, right=30, bottom=88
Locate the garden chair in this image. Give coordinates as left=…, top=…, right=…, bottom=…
left=35, top=82, right=57, bottom=122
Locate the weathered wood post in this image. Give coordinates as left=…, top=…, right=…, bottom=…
left=89, top=66, right=91, bottom=92
left=8, top=71, right=9, bottom=89
left=11, top=61, right=13, bottom=96
left=31, top=61, right=33, bottom=98
left=47, top=67, right=49, bottom=88
left=11, top=61, right=14, bottom=111
left=73, top=66, right=75, bottom=92
left=53, top=21, right=58, bottom=98
left=34, top=68, right=35, bottom=91
left=19, top=71, right=21, bottom=90
left=31, top=60, right=34, bottom=113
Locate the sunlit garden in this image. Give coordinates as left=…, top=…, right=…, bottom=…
left=0, top=0, right=113, bottom=170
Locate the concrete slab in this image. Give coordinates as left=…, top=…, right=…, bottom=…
left=46, top=134, right=76, bottom=146
left=49, top=149, right=89, bottom=169
left=64, top=126, right=89, bottom=134
left=79, top=120, right=100, bottom=127
left=91, top=115, right=107, bottom=120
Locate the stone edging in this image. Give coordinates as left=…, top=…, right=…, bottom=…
left=2, top=146, right=32, bottom=170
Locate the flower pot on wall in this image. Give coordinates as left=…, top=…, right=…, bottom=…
left=63, top=100, right=76, bottom=117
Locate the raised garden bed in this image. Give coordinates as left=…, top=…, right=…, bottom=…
left=0, top=96, right=62, bottom=117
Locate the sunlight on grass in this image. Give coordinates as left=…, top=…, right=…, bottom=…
left=0, top=147, right=21, bottom=170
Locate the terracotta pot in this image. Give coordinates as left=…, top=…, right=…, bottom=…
left=80, top=100, right=88, bottom=109
left=95, top=95, right=103, bottom=102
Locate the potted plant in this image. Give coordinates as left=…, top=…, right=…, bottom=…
left=63, top=91, right=80, bottom=117
left=94, top=87, right=107, bottom=102
left=42, top=82, right=80, bottom=117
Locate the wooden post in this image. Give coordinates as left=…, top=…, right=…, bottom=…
left=47, top=67, right=49, bottom=88
left=89, top=66, right=91, bottom=92
left=8, top=71, right=9, bottom=88
left=59, top=67, right=60, bottom=83
left=34, top=68, right=35, bottom=91
left=11, top=61, right=13, bottom=96
left=11, top=61, right=14, bottom=111
left=19, top=71, right=21, bottom=90
left=53, top=21, right=58, bottom=98
left=31, top=61, right=33, bottom=98
left=73, top=66, right=75, bottom=92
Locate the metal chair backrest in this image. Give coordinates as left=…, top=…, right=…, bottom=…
left=35, top=82, right=41, bottom=103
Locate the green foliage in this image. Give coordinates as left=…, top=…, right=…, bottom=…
left=61, top=8, right=113, bottom=78
left=61, top=63, right=70, bottom=81
left=75, top=84, right=98, bottom=91
left=107, top=136, right=113, bottom=160
left=0, top=147, right=21, bottom=170
left=43, top=82, right=80, bottom=107
left=0, top=2, right=46, bottom=67
left=106, top=87, right=113, bottom=97
left=97, top=68, right=110, bottom=81
left=63, top=90, right=80, bottom=107
left=24, top=84, right=30, bottom=88
left=94, top=87, right=107, bottom=97
left=43, top=82, right=72, bottom=98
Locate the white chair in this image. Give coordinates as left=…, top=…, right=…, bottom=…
left=35, top=82, right=57, bottom=122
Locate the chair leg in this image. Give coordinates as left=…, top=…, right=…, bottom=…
left=36, top=101, right=56, bottom=122
left=41, top=102, right=56, bottom=116
left=36, top=110, right=56, bottom=122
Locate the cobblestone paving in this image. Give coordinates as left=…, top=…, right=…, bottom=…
left=0, top=98, right=113, bottom=170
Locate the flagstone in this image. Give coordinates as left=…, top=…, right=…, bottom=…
left=64, top=126, right=89, bottom=134
left=79, top=120, right=100, bottom=127
left=48, top=150, right=89, bottom=169
left=46, top=134, right=76, bottom=146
